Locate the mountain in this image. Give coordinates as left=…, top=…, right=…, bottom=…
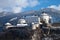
left=0, top=8, right=60, bottom=26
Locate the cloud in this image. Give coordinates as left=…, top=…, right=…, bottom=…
left=0, top=8, right=3, bottom=12
left=12, top=7, right=22, bottom=13
left=0, top=0, right=39, bottom=13
left=29, top=0, right=39, bottom=7
left=48, top=5, right=60, bottom=10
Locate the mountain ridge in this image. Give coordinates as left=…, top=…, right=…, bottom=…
left=0, top=8, right=60, bottom=26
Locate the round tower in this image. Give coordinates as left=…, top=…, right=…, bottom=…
left=41, top=12, right=52, bottom=24
left=18, top=19, right=26, bottom=24
left=5, top=23, right=13, bottom=29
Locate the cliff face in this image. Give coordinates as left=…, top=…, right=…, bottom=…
left=52, top=23, right=60, bottom=26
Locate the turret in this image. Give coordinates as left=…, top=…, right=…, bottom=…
left=41, top=12, right=52, bottom=24
left=18, top=19, right=26, bottom=24
left=17, top=19, right=28, bottom=27
left=5, top=23, right=13, bottom=29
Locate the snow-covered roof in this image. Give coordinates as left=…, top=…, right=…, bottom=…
left=5, top=23, right=12, bottom=26
left=41, top=13, right=49, bottom=16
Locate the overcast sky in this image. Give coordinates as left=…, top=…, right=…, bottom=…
left=0, top=0, right=60, bottom=13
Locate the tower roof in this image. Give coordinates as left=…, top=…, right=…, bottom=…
left=5, top=23, right=12, bottom=26
left=41, top=12, right=49, bottom=16
left=18, top=19, right=26, bottom=24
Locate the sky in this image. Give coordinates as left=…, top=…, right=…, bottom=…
left=0, top=0, right=60, bottom=13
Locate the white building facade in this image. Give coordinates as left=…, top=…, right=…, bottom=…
left=24, top=16, right=41, bottom=24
